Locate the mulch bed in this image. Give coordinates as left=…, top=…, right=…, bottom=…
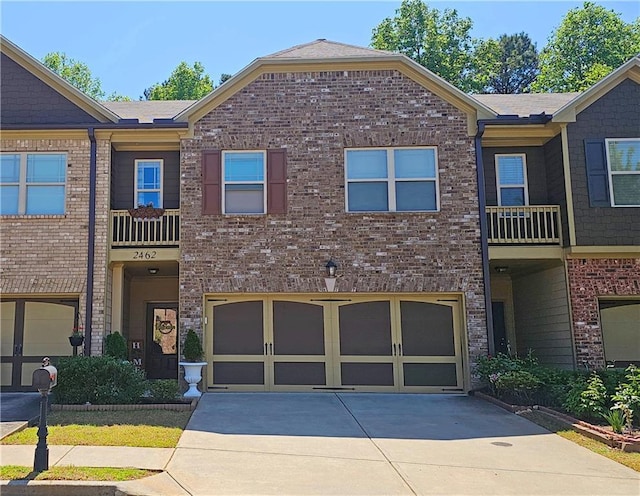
left=472, top=390, right=640, bottom=453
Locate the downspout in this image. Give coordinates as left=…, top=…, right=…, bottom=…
left=474, top=122, right=495, bottom=356
left=85, top=127, right=97, bottom=356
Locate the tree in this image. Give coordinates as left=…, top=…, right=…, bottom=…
left=533, top=2, right=640, bottom=92
left=472, top=33, right=539, bottom=94
left=106, top=92, right=132, bottom=102
left=144, top=61, right=214, bottom=100
left=219, top=73, right=233, bottom=85
left=42, top=52, right=105, bottom=100
left=371, top=0, right=475, bottom=91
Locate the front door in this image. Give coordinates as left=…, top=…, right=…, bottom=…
left=146, top=304, right=178, bottom=379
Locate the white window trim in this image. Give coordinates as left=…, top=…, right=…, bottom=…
left=222, top=150, right=267, bottom=215
left=134, top=159, right=164, bottom=208
left=495, top=154, right=529, bottom=207
left=605, top=138, right=640, bottom=208
left=0, top=152, right=67, bottom=215
left=344, top=146, right=440, bottom=213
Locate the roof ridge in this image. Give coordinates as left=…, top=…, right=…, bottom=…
left=263, top=38, right=394, bottom=59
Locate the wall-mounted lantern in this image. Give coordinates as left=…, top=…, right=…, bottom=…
left=324, top=259, right=338, bottom=292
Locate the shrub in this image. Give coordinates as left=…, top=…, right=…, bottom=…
left=611, top=365, right=640, bottom=428
left=562, top=372, right=607, bottom=421
left=148, top=379, right=180, bottom=402
left=53, top=356, right=147, bottom=405
left=104, top=332, right=128, bottom=360
left=182, top=329, right=204, bottom=362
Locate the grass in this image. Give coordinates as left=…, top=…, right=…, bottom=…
left=0, top=410, right=192, bottom=448
left=0, top=465, right=158, bottom=481
left=519, top=410, right=640, bottom=472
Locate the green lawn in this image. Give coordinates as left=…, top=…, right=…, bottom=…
left=0, top=465, right=158, bottom=481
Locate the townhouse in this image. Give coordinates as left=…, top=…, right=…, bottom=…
left=1, top=36, right=637, bottom=392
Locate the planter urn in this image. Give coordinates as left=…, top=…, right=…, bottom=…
left=179, top=362, right=207, bottom=398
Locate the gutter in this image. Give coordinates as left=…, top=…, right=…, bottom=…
left=85, top=127, right=97, bottom=356
left=474, top=121, right=494, bottom=356
left=0, top=121, right=189, bottom=130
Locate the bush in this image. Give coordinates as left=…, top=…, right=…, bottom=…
left=53, top=356, right=147, bottom=405
left=182, top=329, right=204, bottom=362
left=104, top=332, right=128, bottom=360
left=612, top=365, right=640, bottom=427
left=148, top=379, right=180, bottom=402
left=563, top=372, right=607, bottom=421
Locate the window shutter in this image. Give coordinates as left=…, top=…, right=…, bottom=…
left=202, top=150, right=221, bottom=215
left=267, top=149, right=287, bottom=214
left=584, top=139, right=610, bottom=207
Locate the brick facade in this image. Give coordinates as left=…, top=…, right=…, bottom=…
left=180, top=70, right=488, bottom=365
left=0, top=137, right=111, bottom=354
left=567, top=258, right=640, bottom=368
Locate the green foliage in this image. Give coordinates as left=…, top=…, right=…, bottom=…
left=53, top=356, right=147, bottom=405
left=602, top=408, right=625, bottom=434
left=42, top=52, right=104, bottom=99
left=181, top=329, right=204, bottom=362
left=104, top=332, right=128, bottom=360
left=563, top=373, right=607, bottom=420
left=106, top=92, right=132, bottom=101
left=371, top=0, right=476, bottom=91
left=533, top=1, right=640, bottom=92
left=472, top=33, right=539, bottom=93
left=148, top=380, right=180, bottom=403
left=611, top=365, right=640, bottom=427
left=144, top=61, right=214, bottom=100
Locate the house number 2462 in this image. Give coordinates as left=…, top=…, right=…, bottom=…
left=133, top=250, right=157, bottom=260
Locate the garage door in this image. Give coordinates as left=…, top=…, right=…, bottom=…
left=205, top=295, right=465, bottom=392
left=1, top=298, right=78, bottom=391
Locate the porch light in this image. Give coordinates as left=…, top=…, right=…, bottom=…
left=494, top=266, right=509, bottom=273
left=148, top=268, right=159, bottom=275
left=325, top=260, right=338, bottom=278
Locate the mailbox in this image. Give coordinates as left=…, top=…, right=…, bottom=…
left=32, top=357, right=57, bottom=393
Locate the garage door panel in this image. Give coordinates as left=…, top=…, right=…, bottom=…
left=213, top=301, right=264, bottom=355
left=24, top=302, right=74, bottom=356
left=213, top=362, right=264, bottom=385
left=341, top=362, right=395, bottom=386
left=400, top=301, right=455, bottom=356
left=403, top=363, right=458, bottom=387
left=339, top=301, right=392, bottom=356
left=274, top=362, right=326, bottom=386
left=273, top=301, right=325, bottom=355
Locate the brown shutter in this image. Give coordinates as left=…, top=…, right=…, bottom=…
left=267, top=149, right=287, bottom=214
left=202, top=150, right=221, bottom=215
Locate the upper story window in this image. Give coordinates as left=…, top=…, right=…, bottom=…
left=606, top=139, right=640, bottom=207
left=345, top=147, right=439, bottom=213
left=222, top=151, right=266, bottom=214
left=135, top=159, right=163, bottom=207
left=495, top=154, right=528, bottom=206
left=0, top=153, right=66, bottom=215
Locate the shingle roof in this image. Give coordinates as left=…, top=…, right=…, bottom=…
left=472, top=93, right=580, bottom=117
left=264, top=39, right=394, bottom=59
left=101, top=100, right=195, bottom=123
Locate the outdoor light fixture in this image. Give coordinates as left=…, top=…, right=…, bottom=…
left=324, top=260, right=338, bottom=292
left=148, top=268, right=159, bottom=275
left=494, top=266, right=509, bottom=273
left=325, top=260, right=338, bottom=278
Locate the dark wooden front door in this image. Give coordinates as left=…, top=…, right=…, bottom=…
left=492, top=301, right=509, bottom=355
left=146, top=304, right=178, bottom=379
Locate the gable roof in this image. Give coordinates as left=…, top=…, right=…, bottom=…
left=175, top=39, right=496, bottom=131
left=0, top=35, right=119, bottom=124
left=473, top=93, right=579, bottom=117
left=102, top=100, right=195, bottom=123
left=552, top=55, right=640, bottom=122
left=266, top=39, right=395, bottom=59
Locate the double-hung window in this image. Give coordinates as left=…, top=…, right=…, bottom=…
left=606, top=138, right=640, bottom=207
left=345, top=147, right=439, bottom=212
left=0, top=153, right=66, bottom=215
left=222, top=151, right=266, bottom=214
left=134, top=159, right=163, bottom=207
left=495, top=154, right=528, bottom=206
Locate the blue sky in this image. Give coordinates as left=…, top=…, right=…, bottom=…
left=1, top=1, right=638, bottom=99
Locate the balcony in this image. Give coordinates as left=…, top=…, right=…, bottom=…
left=486, top=205, right=561, bottom=245
left=111, top=209, right=180, bottom=247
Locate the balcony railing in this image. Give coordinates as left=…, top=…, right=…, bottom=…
left=111, top=209, right=179, bottom=247
left=486, top=205, right=561, bottom=245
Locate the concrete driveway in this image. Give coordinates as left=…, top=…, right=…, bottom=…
left=0, top=393, right=40, bottom=439
left=169, top=393, right=640, bottom=495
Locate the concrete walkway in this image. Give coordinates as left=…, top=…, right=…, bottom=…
left=1, top=393, right=639, bottom=495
